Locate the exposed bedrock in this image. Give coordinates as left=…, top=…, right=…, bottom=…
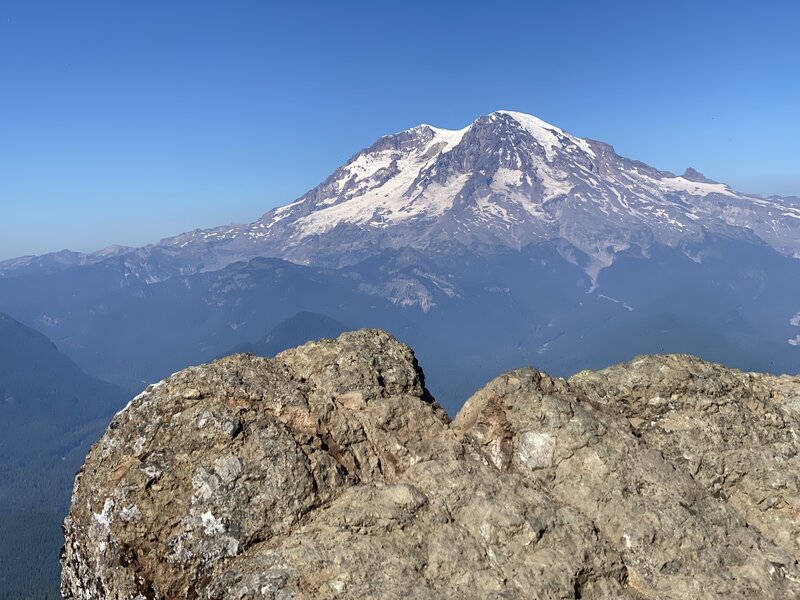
left=62, top=330, right=800, bottom=599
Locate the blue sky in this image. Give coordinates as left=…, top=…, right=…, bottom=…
left=1, top=0, right=798, bottom=259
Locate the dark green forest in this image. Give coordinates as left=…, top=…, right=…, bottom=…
left=0, top=513, right=63, bottom=599
left=0, top=313, right=127, bottom=599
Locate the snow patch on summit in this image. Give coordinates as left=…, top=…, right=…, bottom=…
left=294, top=125, right=470, bottom=235
left=496, top=110, right=596, bottom=160
left=652, top=175, right=742, bottom=198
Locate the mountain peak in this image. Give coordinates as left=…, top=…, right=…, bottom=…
left=491, top=109, right=563, bottom=134
left=159, top=109, right=800, bottom=273
left=395, top=110, right=587, bottom=159
left=35, top=109, right=796, bottom=280
left=479, top=110, right=597, bottom=161
left=682, top=167, right=717, bottom=183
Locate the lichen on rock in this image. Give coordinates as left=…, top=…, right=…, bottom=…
left=62, top=330, right=800, bottom=599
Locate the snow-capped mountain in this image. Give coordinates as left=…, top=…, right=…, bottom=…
left=3, top=110, right=798, bottom=282
left=158, top=110, right=800, bottom=278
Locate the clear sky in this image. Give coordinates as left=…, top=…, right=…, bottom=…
left=1, top=0, right=798, bottom=260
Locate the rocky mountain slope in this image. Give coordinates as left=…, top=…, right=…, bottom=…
left=63, top=330, right=800, bottom=599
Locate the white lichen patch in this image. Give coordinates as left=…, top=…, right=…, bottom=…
left=120, top=505, right=142, bottom=522
left=192, top=468, right=222, bottom=501
left=131, top=436, right=147, bottom=455
left=93, top=498, right=114, bottom=527
left=214, top=456, right=243, bottom=484
left=201, top=511, right=226, bottom=535
left=518, top=431, right=555, bottom=470
left=142, top=464, right=162, bottom=482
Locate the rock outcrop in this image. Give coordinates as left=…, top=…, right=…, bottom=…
left=62, top=330, right=800, bottom=599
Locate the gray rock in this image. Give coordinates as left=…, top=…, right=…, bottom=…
left=682, top=167, right=716, bottom=183
left=63, top=331, right=800, bottom=599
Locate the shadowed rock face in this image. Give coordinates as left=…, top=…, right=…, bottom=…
left=62, top=330, right=800, bottom=599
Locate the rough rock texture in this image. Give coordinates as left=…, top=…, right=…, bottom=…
left=62, top=330, right=800, bottom=599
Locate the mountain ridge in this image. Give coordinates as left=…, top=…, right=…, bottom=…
left=160, top=109, right=800, bottom=276
left=3, top=110, right=798, bottom=284
left=224, top=311, right=348, bottom=358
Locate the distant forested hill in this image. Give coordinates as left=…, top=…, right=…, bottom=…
left=0, top=312, right=127, bottom=598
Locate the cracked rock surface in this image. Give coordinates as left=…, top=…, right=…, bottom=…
left=62, top=330, right=800, bottom=599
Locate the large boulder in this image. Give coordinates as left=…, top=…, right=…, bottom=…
left=62, top=330, right=800, bottom=599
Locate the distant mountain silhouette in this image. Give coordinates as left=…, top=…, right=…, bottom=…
left=224, top=311, right=349, bottom=358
